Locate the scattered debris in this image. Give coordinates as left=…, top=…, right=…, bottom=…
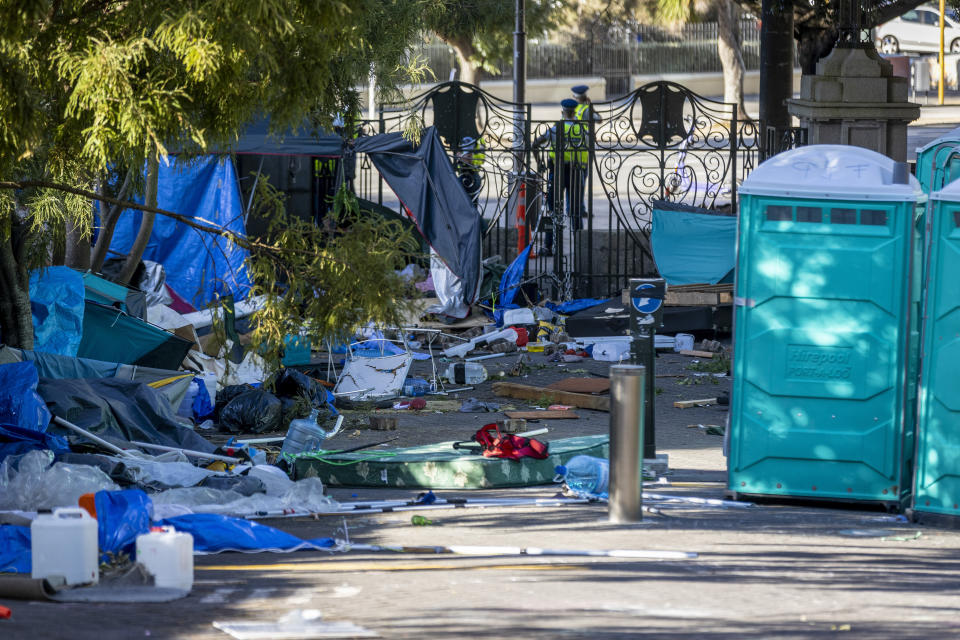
left=687, top=424, right=725, bottom=436
left=678, top=349, right=714, bottom=359
left=368, top=416, right=397, bottom=431
left=492, top=382, right=610, bottom=411
left=503, top=410, right=579, bottom=420
left=673, top=398, right=718, bottom=409
left=546, top=377, right=611, bottom=394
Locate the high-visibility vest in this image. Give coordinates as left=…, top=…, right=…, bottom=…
left=470, top=136, right=486, bottom=167
left=548, top=122, right=588, bottom=166
left=460, top=136, right=487, bottom=169
left=574, top=102, right=591, bottom=121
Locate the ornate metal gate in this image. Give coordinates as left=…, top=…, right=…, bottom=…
left=355, top=81, right=762, bottom=300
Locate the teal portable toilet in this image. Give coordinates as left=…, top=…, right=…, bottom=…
left=916, top=126, right=960, bottom=193
left=912, top=178, right=960, bottom=523
left=728, top=145, right=921, bottom=506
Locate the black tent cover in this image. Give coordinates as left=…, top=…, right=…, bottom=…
left=231, top=125, right=481, bottom=302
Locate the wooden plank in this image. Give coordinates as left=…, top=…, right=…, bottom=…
left=678, top=349, right=714, bottom=358
left=673, top=398, right=718, bottom=409
left=503, top=410, right=580, bottom=420
left=546, top=377, right=610, bottom=394
left=492, top=382, right=611, bottom=411
left=666, top=291, right=720, bottom=306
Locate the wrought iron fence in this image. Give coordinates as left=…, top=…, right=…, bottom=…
left=349, top=81, right=773, bottom=300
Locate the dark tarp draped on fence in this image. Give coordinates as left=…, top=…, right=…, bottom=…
left=353, top=128, right=482, bottom=303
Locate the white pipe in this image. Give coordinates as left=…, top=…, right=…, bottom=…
left=643, top=492, right=754, bottom=509
left=131, top=441, right=242, bottom=464
left=344, top=542, right=697, bottom=560
left=53, top=416, right=135, bottom=458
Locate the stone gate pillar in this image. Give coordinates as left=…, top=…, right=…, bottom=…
left=786, top=1, right=920, bottom=162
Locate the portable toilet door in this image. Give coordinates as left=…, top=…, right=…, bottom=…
left=912, top=179, right=960, bottom=523
left=916, top=126, right=960, bottom=193
left=728, top=145, right=921, bottom=506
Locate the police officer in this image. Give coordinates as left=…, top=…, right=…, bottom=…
left=571, top=85, right=600, bottom=219
left=571, top=85, right=603, bottom=124
left=533, top=98, right=588, bottom=256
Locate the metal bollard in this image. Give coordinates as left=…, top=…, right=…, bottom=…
left=609, top=364, right=646, bottom=523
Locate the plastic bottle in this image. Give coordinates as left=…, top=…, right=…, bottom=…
left=402, top=377, right=431, bottom=397
left=31, top=507, right=99, bottom=586
left=136, top=526, right=194, bottom=592
left=281, top=408, right=328, bottom=456
left=442, top=362, right=488, bottom=385
left=555, top=455, right=609, bottom=497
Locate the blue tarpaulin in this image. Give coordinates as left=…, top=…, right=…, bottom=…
left=96, top=489, right=154, bottom=560
left=545, top=297, right=612, bottom=315
left=0, top=526, right=31, bottom=573
left=0, top=361, right=52, bottom=432
left=107, top=156, right=252, bottom=309
left=29, top=267, right=85, bottom=357
left=651, top=206, right=737, bottom=286
left=0, top=423, right=69, bottom=463
left=493, top=245, right=532, bottom=327
left=158, top=514, right=335, bottom=554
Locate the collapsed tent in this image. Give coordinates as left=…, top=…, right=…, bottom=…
left=650, top=200, right=737, bottom=286
left=40, top=377, right=215, bottom=453
left=0, top=345, right=193, bottom=411
left=106, top=156, right=252, bottom=309
left=105, top=124, right=481, bottom=318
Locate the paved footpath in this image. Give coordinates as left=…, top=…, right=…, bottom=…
left=4, top=354, right=960, bottom=639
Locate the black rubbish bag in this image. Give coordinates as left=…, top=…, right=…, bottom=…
left=219, top=390, right=282, bottom=434
left=271, top=369, right=324, bottom=405
left=214, top=384, right=255, bottom=420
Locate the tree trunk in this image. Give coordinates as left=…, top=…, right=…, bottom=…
left=118, top=155, right=158, bottom=285
left=0, top=211, right=35, bottom=350
left=797, top=26, right=838, bottom=76
left=447, top=36, right=479, bottom=85
left=717, top=0, right=748, bottom=120
left=65, top=220, right=91, bottom=270
left=759, top=0, right=794, bottom=130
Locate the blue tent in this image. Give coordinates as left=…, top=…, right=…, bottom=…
left=107, top=156, right=252, bottom=309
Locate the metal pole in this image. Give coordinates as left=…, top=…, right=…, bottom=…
left=513, top=0, right=526, bottom=106
left=940, top=0, right=946, bottom=105
left=609, top=364, right=646, bottom=523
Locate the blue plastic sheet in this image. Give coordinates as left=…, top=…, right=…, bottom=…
left=29, top=266, right=85, bottom=356
left=95, top=489, right=153, bottom=560
left=0, top=525, right=31, bottom=573
left=157, top=514, right=335, bottom=554
left=0, top=361, right=52, bottom=432
left=545, top=297, right=613, bottom=315
left=494, top=245, right=532, bottom=327
left=191, top=377, right=214, bottom=421
left=106, top=156, right=252, bottom=309
left=0, top=423, right=69, bottom=463
left=650, top=207, right=737, bottom=285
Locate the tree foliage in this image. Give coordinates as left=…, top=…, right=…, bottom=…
left=735, top=0, right=960, bottom=72
left=425, top=0, right=569, bottom=83
left=0, top=0, right=430, bottom=356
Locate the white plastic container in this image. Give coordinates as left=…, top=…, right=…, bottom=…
left=31, top=507, right=99, bottom=586
left=136, top=526, right=194, bottom=592
left=442, top=362, right=488, bottom=385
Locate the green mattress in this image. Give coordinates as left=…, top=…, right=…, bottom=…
left=292, top=435, right=609, bottom=489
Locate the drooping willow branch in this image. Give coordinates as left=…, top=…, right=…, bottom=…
left=0, top=178, right=358, bottom=269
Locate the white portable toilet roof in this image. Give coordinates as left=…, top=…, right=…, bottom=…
left=916, top=125, right=960, bottom=155
left=929, top=167, right=960, bottom=200
left=739, top=145, right=920, bottom=201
